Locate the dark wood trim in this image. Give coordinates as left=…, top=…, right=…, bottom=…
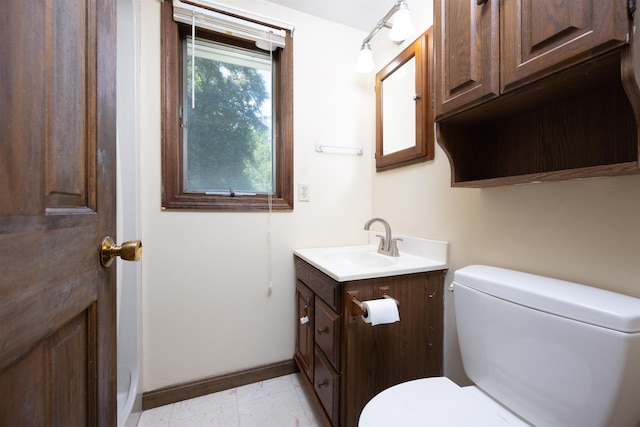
left=142, top=360, right=298, bottom=410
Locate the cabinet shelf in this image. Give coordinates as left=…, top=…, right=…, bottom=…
left=437, top=49, right=640, bottom=187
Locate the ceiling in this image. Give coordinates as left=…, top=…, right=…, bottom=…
left=265, top=0, right=395, bottom=33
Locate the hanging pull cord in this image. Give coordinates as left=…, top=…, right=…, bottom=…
left=267, top=31, right=274, bottom=292
left=191, top=13, right=196, bottom=109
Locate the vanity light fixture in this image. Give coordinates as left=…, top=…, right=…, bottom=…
left=355, top=0, right=414, bottom=73
left=355, top=42, right=375, bottom=73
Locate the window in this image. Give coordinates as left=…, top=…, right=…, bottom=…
left=161, top=1, right=293, bottom=210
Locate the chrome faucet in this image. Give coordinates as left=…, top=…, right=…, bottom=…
left=364, top=218, right=402, bottom=257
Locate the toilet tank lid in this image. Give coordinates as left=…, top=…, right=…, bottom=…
left=453, top=265, right=640, bottom=333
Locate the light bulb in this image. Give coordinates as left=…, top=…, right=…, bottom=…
left=389, top=4, right=414, bottom=42
left=355, top=43, right=375, bottom=73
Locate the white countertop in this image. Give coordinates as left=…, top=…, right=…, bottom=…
left=294, top=233, right=449, bottom=281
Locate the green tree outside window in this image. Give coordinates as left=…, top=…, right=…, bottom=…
left=184, top=38, right=274, bottom=194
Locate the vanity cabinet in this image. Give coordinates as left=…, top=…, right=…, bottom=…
left=434, top=0, right=640, bottom=187
left=294, top=256, right=445, bottom=427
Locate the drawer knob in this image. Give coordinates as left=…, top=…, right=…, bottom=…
left=317, top=380, right=328, bottom=388
left=317, top=327, right=328, bottom=334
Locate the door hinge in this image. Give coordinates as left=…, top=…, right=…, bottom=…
left=629, top=0, right=637, bottom=19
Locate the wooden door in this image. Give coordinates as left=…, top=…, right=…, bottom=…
left=501, top=0, right=629, bottom=92
left=434, top=0, right=499, bottom=119
left=0, top=0, right=116, bottom=425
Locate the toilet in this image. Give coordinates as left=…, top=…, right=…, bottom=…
left=359, top=265, right=640, bottom=426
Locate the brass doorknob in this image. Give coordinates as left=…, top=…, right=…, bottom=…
left=100, top=236, right=142, bottom=267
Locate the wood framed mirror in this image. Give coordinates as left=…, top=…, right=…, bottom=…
left=375, top=28, right=433, bottom=172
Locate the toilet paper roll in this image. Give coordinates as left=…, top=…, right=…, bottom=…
left=361, top=298, right=400, bottom=326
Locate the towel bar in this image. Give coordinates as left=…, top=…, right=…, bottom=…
left=315, top=143, right=364, bottom=155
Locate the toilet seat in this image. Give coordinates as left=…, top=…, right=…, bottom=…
left=358, top=377, right=528, bottom=426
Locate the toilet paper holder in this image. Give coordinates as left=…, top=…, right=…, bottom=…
left=348, top=290, right=399, bottom=317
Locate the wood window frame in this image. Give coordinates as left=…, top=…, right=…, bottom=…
left=160, top=1, right=294, bottom=211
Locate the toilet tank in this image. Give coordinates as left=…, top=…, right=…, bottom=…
left=453, top=265, right=640, bottom=427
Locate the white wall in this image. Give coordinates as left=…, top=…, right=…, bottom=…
left=140, top=0, right=374, bottom=391
left=369, top=2, right=640, bottom=385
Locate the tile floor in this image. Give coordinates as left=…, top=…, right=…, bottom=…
left=137, top=373, right=326, bottom=427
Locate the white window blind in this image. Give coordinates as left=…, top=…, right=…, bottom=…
left=172, top=0, right=290, bottom=49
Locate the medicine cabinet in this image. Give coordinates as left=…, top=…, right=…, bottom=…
left=375, top=28, right=434, bottom=172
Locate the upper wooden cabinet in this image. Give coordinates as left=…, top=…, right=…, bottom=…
left=434, top=0, right=499, bottom=119
left=434, top=0, right=640, bottom=187
left=501, top=0, right=629, bottom=92
left=436, top=0, right=629, bottom=119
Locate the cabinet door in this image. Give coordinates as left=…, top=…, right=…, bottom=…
left=501, top=0, right=629, bottom=92
left=296, top=281, right=314, bottom=382
left=315, top=298, right=340, bottom=371
left=435, top=0, right=499, bottom=119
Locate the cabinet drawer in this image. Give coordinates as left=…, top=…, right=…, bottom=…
left=314, top=346, right=339, bottom=425
left=294, top=256, right=341, bottom=312
left=315, top=298, right=340, bottom=371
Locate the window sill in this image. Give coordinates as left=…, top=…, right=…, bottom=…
left=161, top=194, right=293, bottom=211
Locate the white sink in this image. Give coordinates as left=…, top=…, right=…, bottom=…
left=323, top=248, right=398, bottom=268
left=294, top=233, right=449, bottom=281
